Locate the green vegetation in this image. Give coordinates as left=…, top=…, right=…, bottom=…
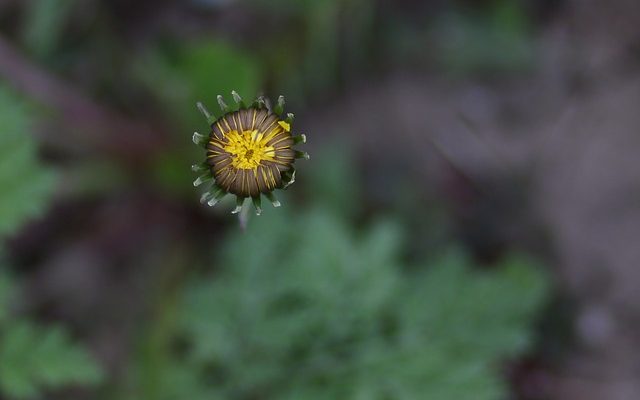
left=0, top=1, right=553, bottom=398
left=0, top=309, right=104, bottom=398
left=434, top=0, right=535, bottom=75
left=122, top=205, right=548, bottom=400
left=0, top=86, right=103, bottom=399
left=0, top=85, right=549, bottom=397
left=0, top=86, right=55, bottom=237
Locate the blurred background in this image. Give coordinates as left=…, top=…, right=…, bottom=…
left=1, top=0, right=639, bottom=399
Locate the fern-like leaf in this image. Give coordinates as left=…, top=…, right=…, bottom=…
left=0, top=320, right=104, bottom=399
left=170, top=208, right=550, bottom=400
left=0, top=85, right=54, bottom=238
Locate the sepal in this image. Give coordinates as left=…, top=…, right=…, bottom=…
left=231, top=91, right=246, bottom=109
left=217, top=95, right=229, bottom=112
left=274, top=95, right=285, bottom=115
left=192, top=132, right=207, bottom=147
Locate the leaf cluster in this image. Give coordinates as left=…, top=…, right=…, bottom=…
left=0, top=85, right=103, bottom=399
left=146, top=206, right=550, bottom=400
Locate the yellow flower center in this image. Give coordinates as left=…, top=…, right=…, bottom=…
left=223, top=129, right=276, bottom=170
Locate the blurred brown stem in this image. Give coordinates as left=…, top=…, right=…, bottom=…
left=0, top=34, right=165, bottom=162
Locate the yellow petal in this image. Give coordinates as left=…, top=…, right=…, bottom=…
left=278, top=121, right=291, bottom=132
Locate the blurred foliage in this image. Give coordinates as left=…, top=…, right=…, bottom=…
left=134, top=40, right=262, bottom=129
left=251, top=0, right=376, bottom=102
left=0, top=85, right=103, bottom=399
left=0, top=1, right=555, bottom=398
left=0, top=266, right=11, bottom=326
left=305, top=141, right=359, bottom=219
left=433, top=0, right=535, bottom=75
left=0, top=85, right=55, bottom=238
left=0, top=266, right=103, bottom=400
left=125, top=206, right=549, bottom=400
left=21, top=0, right=76, bottom=61
left=0, top=312, right=104, bottom=399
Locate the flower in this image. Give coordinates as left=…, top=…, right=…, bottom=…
left=192, top=92, right=308, bottom=215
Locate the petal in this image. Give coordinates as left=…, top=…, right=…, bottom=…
left=240, top=109, right=252, bottom=132
left=253, top=109, right=270, bottom=130
left=234, top=110, right=246, bottom=132
left=269, top=134, right=293, bottom=148
left=207, top=152, right=230, bottom=167
left=267, top=162, right=283, bottom=188
left=275, top=148, right=295, bottom=161
left=231, top=169, right=246, bottom=196
left=212, top=155, right=233, bottom=173
left=223, top=113, right=237, bottom=132
left=256, top=165, right=270, bottom=193
left=247, top=169, right=260, bottom=197
left=212, top=123, right=226, bottom=140
left=257, top=114, right=279, bottom=134
left=218, top=168, right=237, bottom=192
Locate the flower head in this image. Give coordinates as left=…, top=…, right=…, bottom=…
left=192, top=92, right=308, bottom=215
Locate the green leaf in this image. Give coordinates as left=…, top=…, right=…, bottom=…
left=134, top=40, right=262, bottom=130
left=0, top=257, right=103, bottom=399
left=433, top=0, right=534, bottom=76
left=170, top=207, right=550, bottom=400
left=21, top=0, right=76, bottom=60
left=305, top=141, right=360, bottom=218
left=0, top=320, right=104, bottom=399
left=0, top=321, right=102, bottom=398
left=0, top=85, right=55, bottom=238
